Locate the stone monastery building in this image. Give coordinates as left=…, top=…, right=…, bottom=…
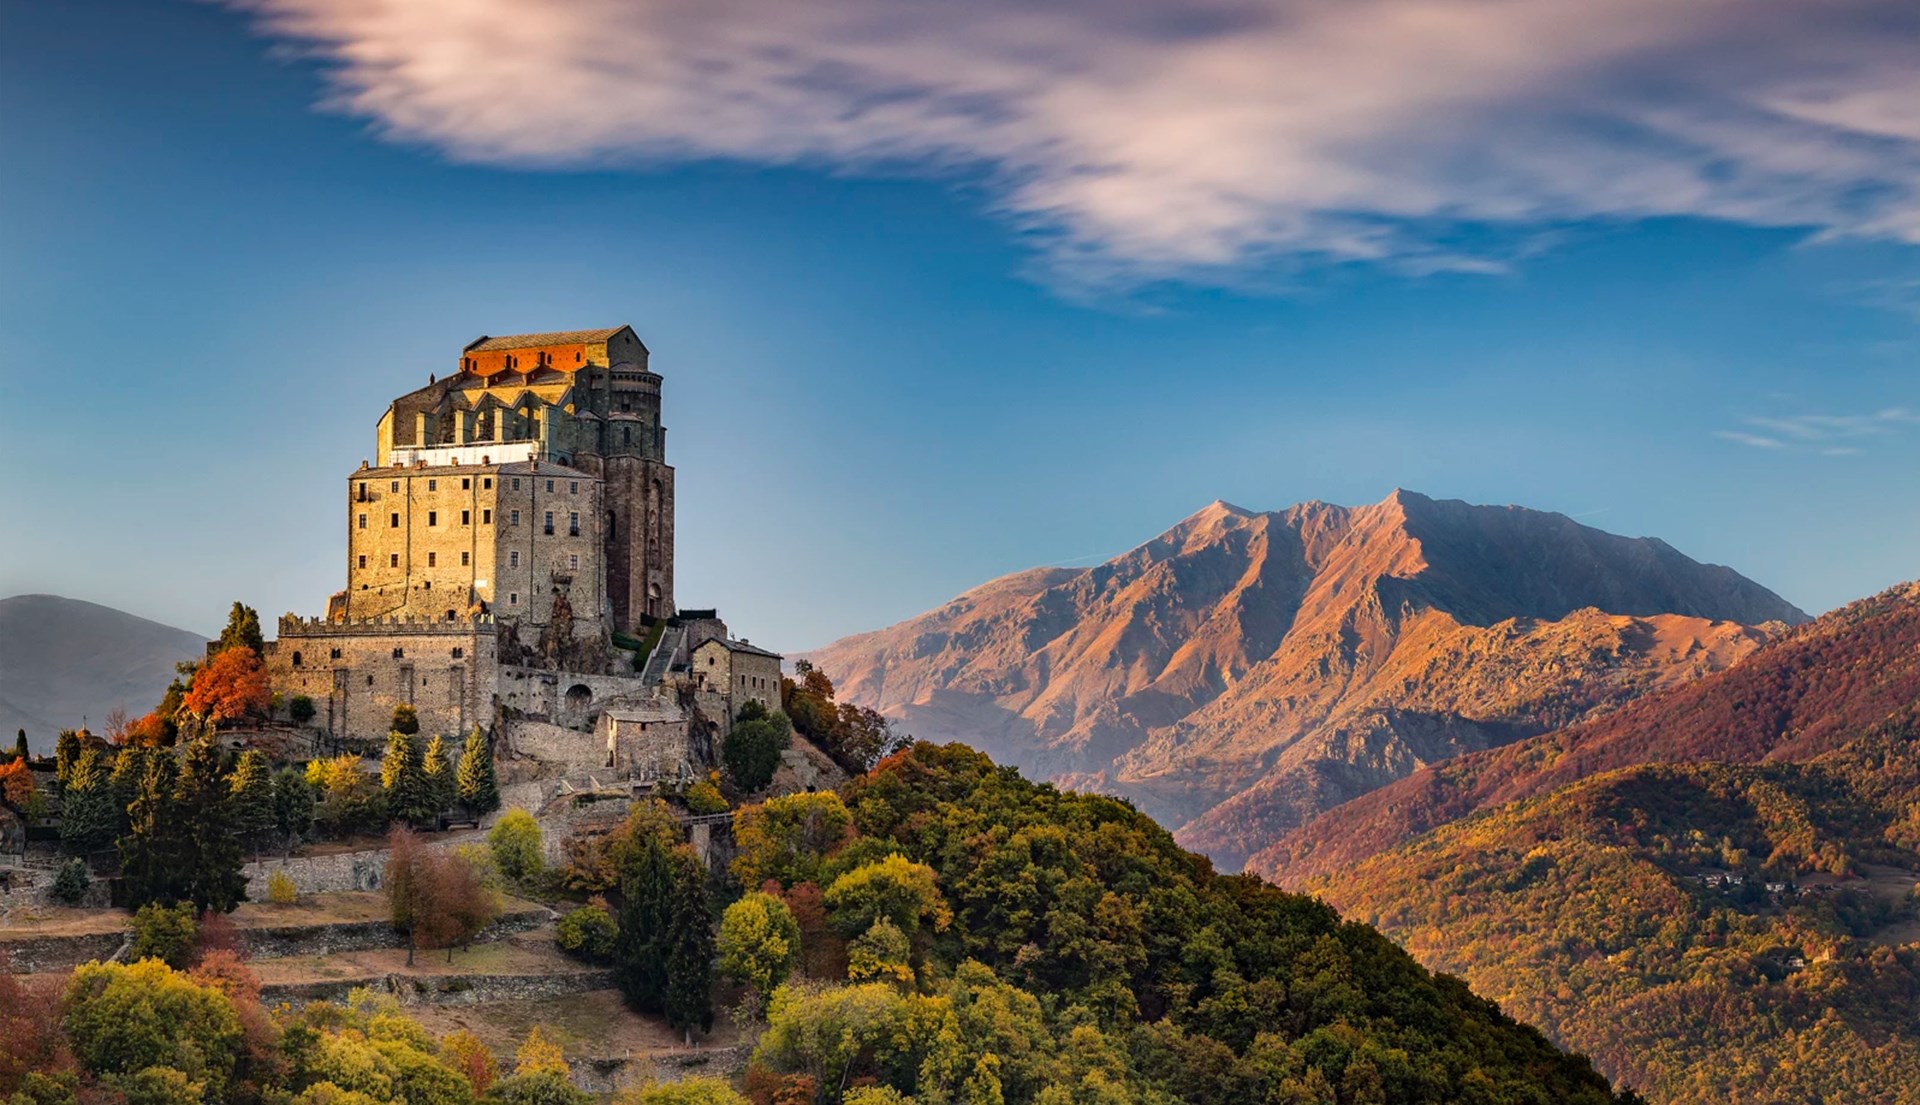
left=265, top=326, right=777, bottom=753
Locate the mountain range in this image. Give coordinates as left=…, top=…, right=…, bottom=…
left=810, top=489, right=1806, bottom=869
left=0, top=594, right=205, bottom=751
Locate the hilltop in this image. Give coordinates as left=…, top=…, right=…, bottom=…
left=0, top=595, right=205, bottom=750
left=810, top=490, right=1803, bottom=869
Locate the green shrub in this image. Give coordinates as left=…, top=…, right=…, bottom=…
left=51, top=857, right=91, bottom=904
left=129, top=902, right=199, bottom=969
left=288, top=695, right=316, bottom=724
left=266, top=869, right=299, bottom=905
left=488, top=808, right=544, bottom=885
left=684, top=776, right=728, bottom=815
left=722, top=702, right=793, bottom=793
left=556, top=899, right=618, bottom=963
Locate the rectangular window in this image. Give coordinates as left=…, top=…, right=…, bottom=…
left=569, top=512, right=579, bottom=536
left=568, top=553, right=579, bottom=571
left=391, top=481, right=400, bottom=492
left=512, top=478, right=521, bottom=491
left=357, top=555, right=367, bottom=569
left=510, top=510, right=520, bottom=526
left=544, top=511, right=554, bottom=535
left=461, top=510, right=470, bottom=525
left=546, top=480, right=555, bottom=493
left=569, top=481, right=578, bottom=494
left=509, top=592, right=518, bottom=605
left=482, top=509, right=492, bottom=524
left=428, top=552, right=437, bottom=567
left=390, top=512, right=400, bottom=528
left=428, top=511, right=437, bottom=526
left=357, top=513, right=367, bottom=529
left=483, top=478, right=492, bottom=490
left=452, top=647, right=465, bottom=659
left=389, top=553, right=399, bottom=568
left=510, top=551, right=520, bottom=568
left=461, top=551, right=470, bottom=566
left=461, top=477, right=471, bottom=490
left=428, top=478, right=437, bottom=491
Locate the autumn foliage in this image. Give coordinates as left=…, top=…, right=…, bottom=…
left=182, top=646, right=271, bottom=726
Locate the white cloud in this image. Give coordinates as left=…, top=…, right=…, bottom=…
left=221, top=0, right=1920, bottom=287
left=1717, top=408, right=1920, bottom=454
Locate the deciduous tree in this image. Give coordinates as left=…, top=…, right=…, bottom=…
left=183, top=647, right=271, bottom=726
left=723, top=701, right=792, bottom=793
left=718, top=891, right=800, bottom=1005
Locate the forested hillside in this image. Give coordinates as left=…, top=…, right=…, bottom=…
left=1312, top=728, right=1920, bottom=1103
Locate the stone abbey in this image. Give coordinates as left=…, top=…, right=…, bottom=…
left=264, top=326, right=777, bottom=756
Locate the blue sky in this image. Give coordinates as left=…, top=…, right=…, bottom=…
left=3, top=0, right=1919, bottom=649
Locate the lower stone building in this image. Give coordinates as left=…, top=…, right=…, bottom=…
left=263, top=615, right=496, bottom=745
left=595, top=700, right=692, bottom=778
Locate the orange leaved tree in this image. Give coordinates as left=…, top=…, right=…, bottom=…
left=182, top=647, right=270, bottom=727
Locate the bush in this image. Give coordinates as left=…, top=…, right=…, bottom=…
left=51, top=858, right=91, bottom=904
left=684, top=776, right=728, bottom=816
left=266, top=869, right=298, bottom=905
left=488, top=809, right=545, bottom=885
left=128, top=902, right=199, bottom=969
left=722, top=702, right=792, bottom=793
left=556, top=900, right=618, bottom=964
left=288, top=695, right=316, bottom=724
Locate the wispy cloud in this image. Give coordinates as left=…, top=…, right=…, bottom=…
left=1716, top=408, right=1920, bottom=454
left=220, top=0, right=1920, bottom=288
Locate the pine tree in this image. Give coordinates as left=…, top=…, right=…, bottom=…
left=11, top=729, right=25, bottom=762
left=663, top=848, right=716, bottom=1043
left=616, top=834, right=679, bottom=1015
left=216, top=601, right=264, bottom=656
left=273, top=766, right=314, bottom=849
left=108, top=746, right=145, bottom=833
left=58, top=747, right=118, bottom=853
left=54, top=730, right=83, bottom=790
left=422, top=734, right=455, bottom=822
left=381, top=729, right=431, bottom=826
left=229, top=750, right=276, bottom=854
left=455, top=727, right=500, bottom=815
left=120, top=750, right=183, bottom=907
left=175, top=734, right=247, bottom=912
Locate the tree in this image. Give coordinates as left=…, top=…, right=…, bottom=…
left=129, top=902, right=199, bottom=969
left=62, top=959, right=244, bottom=1093
left=441, top=1029, right=500, bottom=1097
left=387, top=827, right=500, bottom=965
left=456, top=727, right=500, bottom=815
left=10, top=729, right=24, bottom=762
left=823, top=854, right=952, bottom=941
left=0, top=954, right=61, bottom=1097
left=289, top=695, right=317, bottom=725
left=489, top=808, right=545, bottom=885
left=615, top=825, right=682, bottom=1015
left=423, top=733, right=456, bottom=819
left=54, top=729, right=83, bottom=789
left=182, top=647, right=271, bottom=726
left=175, top=735, right=247, bottom=912
left=846, top=918, right=913, bottom=987
left=229, top=750, right=276, bottom=851
left=556, top=899, right=618, bottom=963
left=383, top=728, right=434, bottom=826
left=50, top=858, right=91, bottom=904
left=274, top=765, right=315, bottom=846
left=731, top=792, right=854, bottom=889
left=58, top=746, right=118, bottom=852
left=109, top=746, right=147, bottom=832
left=663, top=847, right=716, bottom=1043
left=0, top=758, right=33, bottom=806
left=617, top=1077, right=750, bottom=1105
left=392, top=704, right=420, bottom=736
left=719, top=891, right=801, bottom=1008
left=723, top=701, right=793, bottom=793
left=216, top=602, right=265, bottom=656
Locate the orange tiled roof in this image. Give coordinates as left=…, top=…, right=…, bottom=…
left=465, top=327, right=625, bottom=352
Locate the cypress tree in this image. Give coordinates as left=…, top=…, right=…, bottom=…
left=229, top=750, right=276, bottom=853
left=175, top=734, right=247, bottom=912
left=108, top=746, right=145, bottom=832
left=11, top=729, right=25, bottom=762
left=273, top=766, right=315, bottom=849
left=381, top=729, right=431, bottom=826
left=55, top=729, right=83, bottom=789
left=616, top=834, right=679, bottom=1014
left=422, top=734, right=455, bottom=822
left=455, top=727, right=500, bottom=815
left=58, top=747, right=117, bottom=853
left=216, top=601, right=265, bottom=656
left=120, top=750, right=183, bottom=907
left=663, top=848, right=716, bottom=1043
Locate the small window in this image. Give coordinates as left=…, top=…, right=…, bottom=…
left=428, top=552, right=437, bottom=567
left=446, top=608, right=456, bottom=620
left=330, top=647, right=342, bottom=660
left=358, top=481, right=368, bottom=499
left=453, top=647, right=464, bottom=659
left=391, top=481, right=400, bottom=492
left=483, top=509, right=492, bottom=524
left=483, top=478, right=493, bottom=490
left=568, top=553, right=579, bottom=571
left=512, top=478, right=521, bottom=491
left=462, top=477, right=471, bottom=490
left=392, top=648, right=404, bottom=659
left=358, top=513, right=367, bottom=529
left=428, top=478, right=437, bottom=491
left=461, top=510, right=470, bottom=525
left=546, top=479, right=554, bottom=493
left=428, top=511, right=437, bottom=526
left=367, top=675, right=374, bottom=685
left=569, top=512, right=580, bottom=536
left=390, top=512, right=400, bottom=527
left=510, top=510, right=520, bottom=526
left=461, top=551, right=470, bottom=566
left=389, top=553, right=400, bottom=568
left=424, top=581, right=432, bottom=590
left=509, top=592, right=518, bottom=605
left=291, top=651, right=303, bottom=668
left=544, top=511, right=554, bottom=535
left=510, top=551, right=520, bottom=568
left=569, top=481, right=578, bottom=494
left=358, top=555, right=367, bottom=569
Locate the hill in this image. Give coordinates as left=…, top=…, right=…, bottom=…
left=1308, top=729, right=1920, bottom=1104
left=1256, top=582, right=1920, bottom=884
left=810, top=490, right=1804, bottom=869
left=0, top=594, right=206, bottom=750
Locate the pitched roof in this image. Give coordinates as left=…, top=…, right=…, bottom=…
left=465, top=327, right=626, bottom=352
left=696, top=637, right=783, bottom=659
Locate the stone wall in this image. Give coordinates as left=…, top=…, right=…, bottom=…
left=265, top=617, right=496, bottom=743
left=502, top=717, right=608, bottom=774
left=499, top=667, right=655, bottom=729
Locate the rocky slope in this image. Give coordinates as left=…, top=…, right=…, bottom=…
left=809, top=490, right=1805, bottom=869
left=1254, top=581, right=1920, bottom=885
left=0, top=594, right=206, bottom=750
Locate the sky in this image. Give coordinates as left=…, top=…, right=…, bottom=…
left=2, top=0, right=1919, bottom=651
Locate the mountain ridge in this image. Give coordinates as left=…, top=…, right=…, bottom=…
left=0, top=593, right=207, bottom=751
left=810, top=490, right=1805, bottom=869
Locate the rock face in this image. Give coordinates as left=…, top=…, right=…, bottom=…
left=808, top=490, right=1806, bottom=869
left=0, top=594, right=206, bottom=749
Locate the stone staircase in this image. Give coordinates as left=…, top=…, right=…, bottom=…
left=640, top=623, right=686, bottom=688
